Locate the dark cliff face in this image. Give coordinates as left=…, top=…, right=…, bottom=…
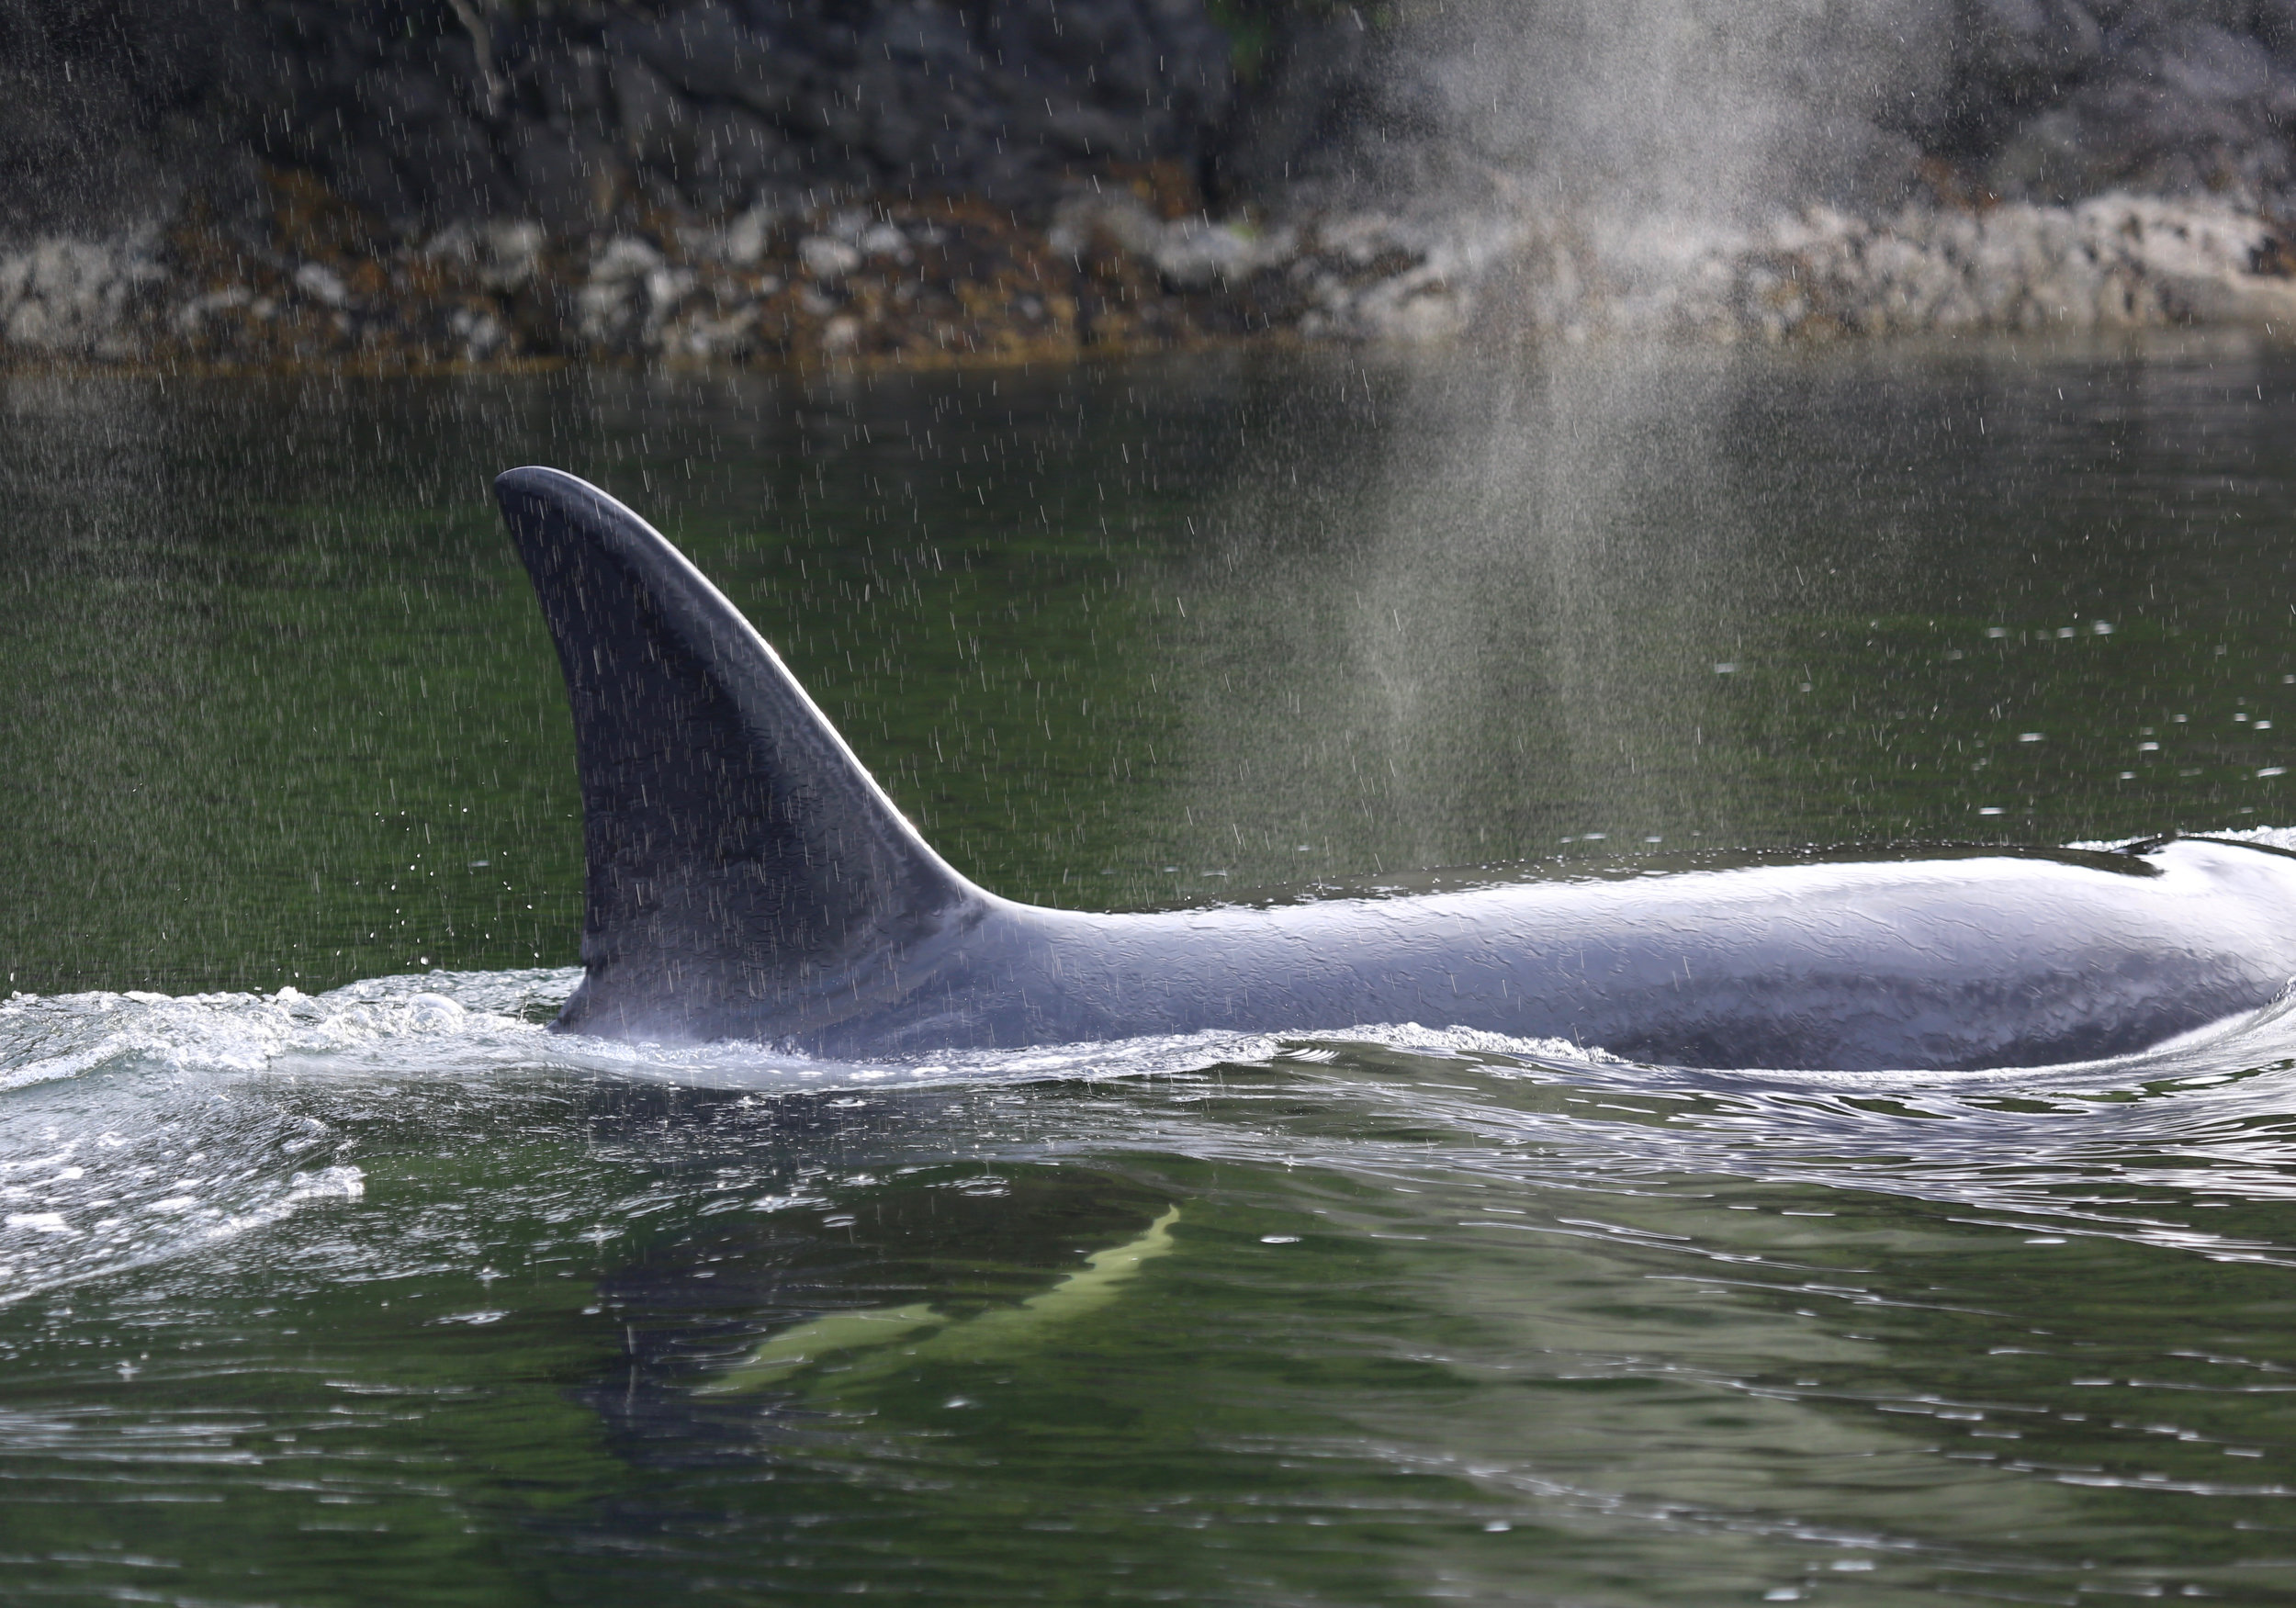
left=0, top=0, right=1238, bottom=233
left=1224, top=1, right=2296, bottom=219
left=8, top=0, right=2296, bottom=239
left=1908, top=2, right=2296, bottom=203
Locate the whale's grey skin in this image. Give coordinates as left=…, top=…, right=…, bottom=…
left=494, top=467, right=2296, bottom=1072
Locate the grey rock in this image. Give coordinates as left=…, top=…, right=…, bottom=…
left=505, top=122, right=622, bottom=234
left=293, top=262, right=348, bottom=307
left=798, top=234, right=862, bottom=277
left=427, top=219, right=546, bottom=291
left=852, top=4, right=990, bottom=172
left=613, top=3, right=838, bottom=139
left=1989, top=17, right=2296, bottom=198
left=1211, top=11, right=1388, bottom=201
left=690, top=105, right=803, bottom=213
left=514, top=43, right=613, bottom=130
left=354, top=63, right=459, bottom=131
left=1965, top=0, right=2106, bottom=91
left=612, top=55, right=697, bottom=173
left=428, top=113, right=521, bottom=219
left=613, top=3, right=775, bottom=104
left=2257, top=0, right=2296, bottom=60
left=331, top=141, right=421, bottom=227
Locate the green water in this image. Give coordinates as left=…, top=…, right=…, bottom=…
left=9, top=341, right=2296, bottom=994
left=6, top=337, right=2296, bottom=1603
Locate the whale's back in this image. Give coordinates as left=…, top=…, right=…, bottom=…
left=495, top=467, right=2296, bottom=1072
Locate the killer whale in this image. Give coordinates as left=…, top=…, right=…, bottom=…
left=494, top=466, right=2296, bottom=1072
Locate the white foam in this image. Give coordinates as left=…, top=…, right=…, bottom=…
left=550, top=1018, right=1626, bottom=1095
left=2065, top=824, right=2296, bottom=855
left=0, top=967, right=576, bottom=1091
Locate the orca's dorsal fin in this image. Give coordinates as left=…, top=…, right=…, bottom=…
left=494, top=467, right=980, bottom=1040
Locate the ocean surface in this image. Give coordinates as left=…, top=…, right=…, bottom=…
left=7, top=336, right=2296, bottom=1602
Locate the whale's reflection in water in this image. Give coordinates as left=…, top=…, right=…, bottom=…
left=3, top=980, right=2296, bottom=1601
left=532, top=1031, right=2296, bottom=1601
left=587, top=1163, right=1177, bottom=1456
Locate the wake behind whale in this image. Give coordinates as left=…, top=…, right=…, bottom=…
left=492, top=467, right=2296, bottom=1074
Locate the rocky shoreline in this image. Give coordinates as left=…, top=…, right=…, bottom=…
left=8, top=173, right=2296, bottom=375
left=1482, top=189, right=2296, bottom=346
left=0, top=174, right=1495, bottom=373
left=21, top=0, right=2296, bottom=372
